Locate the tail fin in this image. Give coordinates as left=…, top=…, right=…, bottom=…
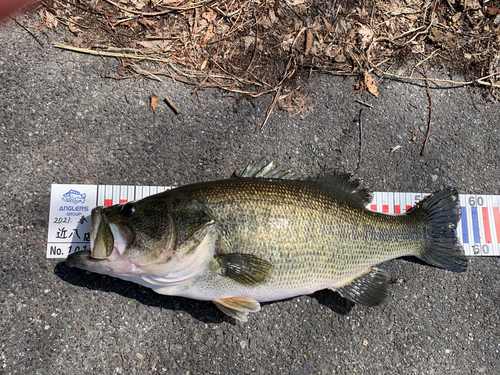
left=408, top=187, right=467, bottom=273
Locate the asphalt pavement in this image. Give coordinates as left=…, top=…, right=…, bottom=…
left=0, top=14, right=499, bottom=375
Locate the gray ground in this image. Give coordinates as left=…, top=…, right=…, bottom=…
left=1, top=13, right=499, bottom=375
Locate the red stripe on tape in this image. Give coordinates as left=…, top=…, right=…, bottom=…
left=493, top=207, right=500, bottom=244
left=104, top=199, right=112, bottom=207
left=482, top=207, right=492, bottom=243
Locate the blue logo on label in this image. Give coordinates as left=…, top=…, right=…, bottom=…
left=62, top=189, right=86, bottom=204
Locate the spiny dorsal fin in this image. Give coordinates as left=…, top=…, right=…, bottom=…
left=233, top=159, right=304, bottom=180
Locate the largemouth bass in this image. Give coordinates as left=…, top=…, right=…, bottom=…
left=66, top=160, right=467, bottom=321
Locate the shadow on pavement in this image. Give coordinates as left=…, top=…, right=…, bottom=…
left=55, top=260, right=354, bottom=322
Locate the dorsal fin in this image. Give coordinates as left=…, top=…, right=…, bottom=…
left=310, top=172, right=373, bottom=206
left=234, top=159, right=372, bottom=206
left=233, top=159, right=304, bottom=180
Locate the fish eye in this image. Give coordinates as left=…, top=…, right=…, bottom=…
left=121, top=202, right=136, bottom=216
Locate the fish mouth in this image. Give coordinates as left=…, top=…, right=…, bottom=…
left=66, top=205, right=133, bottom=268
left=66, top=246, right=122, bottom=267
left=90, top=206, right=115, bottom=259
left=66, top=206, right=135, bottom=274
left=65, top=206, right=116, bottom=269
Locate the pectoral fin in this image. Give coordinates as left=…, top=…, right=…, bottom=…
left=331, top=267, right=390, bottom=307
left=211, top=253, right=273, bottom=286
left=213, top=297, right=261, bottom=322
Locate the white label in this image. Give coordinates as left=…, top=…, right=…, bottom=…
left=46, top=184, right=98, bottom=258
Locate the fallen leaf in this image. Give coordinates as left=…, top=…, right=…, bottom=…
left=68, top=18, right=81, bottom=34
left=365, top=72, right=379, bottom=98
left=451, top=12, right=462, bottom=23
left=137, top=40, right=171, bottom=51
left=45, top=10, right=58, bottom=29
left=259, top=16, right=273, bottom=28
left=150, top=94, right=158, bottom=112
left=281, top=33, right=295, bottom=51
left=358, top=25, right=374, bottom=49
left=201, top=23, right=214, bottom=44
left=305, top=29, right=314, bottom=55
left=243, top=35, right=255, bottom=50
left=322, top=16, right=332, bottom=32
left=390, top=145, right=402, bottom=153
left=269, top=9, right=278, bottom=24
left=202, top=8, right=217, bottom=22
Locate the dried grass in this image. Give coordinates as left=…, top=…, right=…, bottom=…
left=35, top=0, right=500, bottom=117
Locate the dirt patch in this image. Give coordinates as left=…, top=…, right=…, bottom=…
left=30, top=0, right=500, bottom=117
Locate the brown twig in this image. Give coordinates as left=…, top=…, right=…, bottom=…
left=165, top=96, right=181, bottom=114
left=146, top=71, right=197, bottom=85
left=105, top=74, right=141, bottom=79
left=371, top=65, right=500, bottom=88
left=9, top=16, right=43, bottom=46
left=243, top=14, right=259, bottom=78
left=352, top=108, right=363, bottom=178
left=53, top=43, right=172, bottom=63
left=355, top=99, right=373, bottom=108
left=421, top=64, right=433, bottom=156
left=192, top=65, right=215, bottom=94
left=260, top=86, right=282, bottom=129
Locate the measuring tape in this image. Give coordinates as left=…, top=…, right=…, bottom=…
left=47, top=184, right=500, bottom=258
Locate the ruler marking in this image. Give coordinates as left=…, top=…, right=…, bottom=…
left=394, top=193, right=401, bottom=214
left=104, top=185, right=112, bottom=207
left=404, top=193, right=411, bottom=213
left=127, top=186, right=135, bottom=202
left=460, top=206, right=469, bottom=244
left=493, top=207, right=500, bottom=244
left=486, top=196, right=498, bottom=256
left=482, top=206, right=492, bottom=244
left=471, top=206, right=480, bottom=243
left=135, top=186, right=143, bottom=200
left=119, top=185, right=127, bottom=203
left=112, top=186, right=120, bottom=205
left=465, top=195, right=477, bottom=255
left=405, top=192, right=413, bottom=213
left=97, top=185, right=105, bottom=206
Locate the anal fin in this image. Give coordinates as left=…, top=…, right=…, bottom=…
left=213, top=297, right=261, bottom=322
left=332, top=267, right=390, bottom=307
